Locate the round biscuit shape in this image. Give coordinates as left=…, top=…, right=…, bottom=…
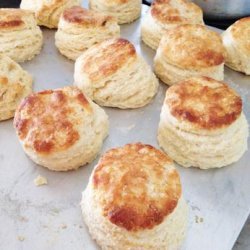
left=20, top=0, right=81, bottom=28
left=89, top=0, right=142, bottom=24
left=222, top=17, right=250, bottom=75
left=158, top=76, right=249, bottom=169
left=74, top=38, right=159, bottom=109
left=0, top=54, right=32, bottom=121
left=154, top=24, right=225, bottom=85
left=82, top=143, right=188, bottom=249
left=0, top=8, right=43, bottom=62
left=141, top=0, right=204, bottom=50
left=55, top=6, right=120, bottom=60
left=14, top=86, right=109, bottom=171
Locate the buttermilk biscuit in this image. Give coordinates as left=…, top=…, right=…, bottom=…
left=55, top=6, right=120, bottom=61
left=13, top=86, right=109, bottom=171
left=158, top=76, right=249, bottom=169
left=154, top=24, right=225, bottom=85
left=81, top=143, right=188, bottom=250
left=20, top=0, right=81, bottom=28
left=222, top=17, right=250, bottom=75
left=74, top=38, right=158, bottom=109
left=0, top=8, right=43, bottom=62
left=0, top=55, right=32, bottom=121
left=141, top=0, right=204, bottom=50
left=89, top=0, right=141, bottom=24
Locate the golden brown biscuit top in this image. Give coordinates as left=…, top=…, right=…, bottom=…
left=0, top=8, right=33, bottom=30
left=230, top=17, right=250, bottom=55
left=151, top=0, right=203, bottom=25
left=92, top=143, right=181, bottom=231
left=80, top=38, right=136, bottom=82
left=62, top=6, right=115, bottom=26
left=14, top=86, right=92, bottom=155
left=161, top=24, right=225, bottom=69
left=166, top=76, right=242, bottom=130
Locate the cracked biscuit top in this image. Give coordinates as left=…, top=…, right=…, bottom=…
left=92, top=143, right=181, bottom=231
left=151, top=0, right=203, bottom=25
left=77, top=38, right=137, bottom=82
left=14, top=86, right=92, bottom=155
left=159, top=24, right=225, bottom=69
left=165, top=76, right=242, bottom=130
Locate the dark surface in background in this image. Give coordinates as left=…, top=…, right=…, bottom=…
left=0, top=0, right=21, bottom=8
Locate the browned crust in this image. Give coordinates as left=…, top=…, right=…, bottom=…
left=81, top=38, right=136, bottom=82
left=161, top=24, right=225, bottom=69
left=14, top=87, right=92, bottom=154
left=151, top=0, right=203, bottom=24
left=92, top=143, right=181, bottom=231
left=0, top=20, right=23, bottom=28
left=230, top=17, right=250, bottom=54
left=166, top=76, right=242, bottom=129
left=62, top=6, right=115, bottom=26
left=0, top=9, right=30, bottom=29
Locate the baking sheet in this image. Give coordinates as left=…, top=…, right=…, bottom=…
left=0, top=4, right=250, bottom=250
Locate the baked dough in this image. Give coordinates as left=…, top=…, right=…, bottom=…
left=20, top=0, right=81, bottom=28
left=55, top=6, right=120, bottom=60
left=74, top=38, right=158, bottom=109
left=89, top=0, right=142, bottom=24
left=141, top=0, right=204, bottom=50
left=0, top=8, right=43, bottom=62
left=154, top=24, right=225, bottom=85
left=158, top=76, right=249, bottom=169
left=222, top=17, right=250, bottom=75
left=14, top=86, right=109, bottom=171
left=0, top=54, right=32, bottom=121
left=82, top=143, right=188, bottom=249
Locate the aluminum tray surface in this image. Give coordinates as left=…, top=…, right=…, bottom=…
left=0, top=5, right=250, bottom=250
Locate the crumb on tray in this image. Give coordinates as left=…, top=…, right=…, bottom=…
left=34, top=175, right=48, bottom=186
left=61, top=224, right=67, bottom=229
left=17, top=236, right=25, bottom=242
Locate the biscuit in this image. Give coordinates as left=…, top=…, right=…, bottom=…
left=20, top=0, right=81, bottom=28
left=158, top=76, right=249, bottom=169
left=13, top=86, right=109, bottom=171
left=0, top=8, right=43, bottom=62
left=89, top=0, right=141, bottom=24
left=154, top=24, right=225, bottom=85
left=141, top=0, right=204, bottom=50
left=0, top=55, right=32, bottom=121
left=222, top=17, right=250, bottom=75
left=55, top=6, right=120, bottom=60
left=74, top=38, right=158, bottom=109
left=81, top=143, right=188, bottom=249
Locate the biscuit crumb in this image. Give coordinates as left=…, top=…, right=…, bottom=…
left=51, top=208, right=60, bottom=214
left=34, top=175, right=48, bottom=186
left=17, top=236, right=25, bottom=241
left=126, top=124, right=135, bottom=131
left=61, top=224, right=67, bottom=229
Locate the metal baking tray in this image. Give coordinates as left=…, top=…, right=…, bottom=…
left=0, top=4, right=249, bottom=250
